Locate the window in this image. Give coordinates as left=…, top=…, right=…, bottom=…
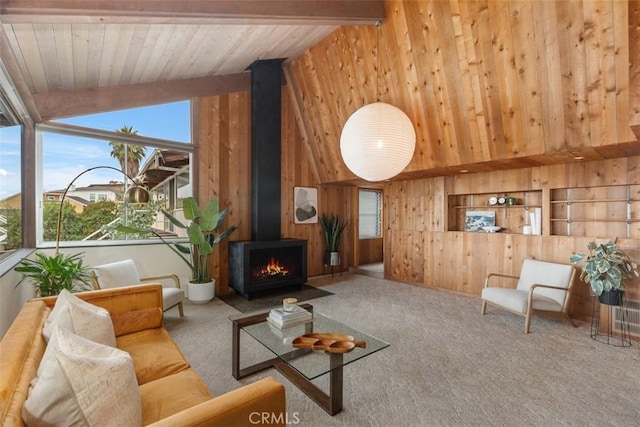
left=359, top=189, right=382, bottom=239
left=0, top=124, right=22, bottom=260
left=38, top=101, right=192, bottom=247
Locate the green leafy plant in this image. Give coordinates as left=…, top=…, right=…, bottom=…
left=319, top=213, right=349, bottom=252
left=14, top=252, right=91, bottom=296
left=570, top=238, right=639, bottom=296
left=117, top=197, right=236, bottom=283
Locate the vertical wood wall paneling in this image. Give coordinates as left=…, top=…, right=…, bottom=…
left=486, top=0, right=526, bottom=157
left=531, top=1, right=566, bottom=153
left=557, top=1, right=591, bottom=150
left=629, top=0, right=640, bottom=137
left=286, top=1, right=636, bottom=184
left=384, top=156, right=640, bottom=320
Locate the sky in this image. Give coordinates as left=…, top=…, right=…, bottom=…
left=0, top=101, right=190, bottom=199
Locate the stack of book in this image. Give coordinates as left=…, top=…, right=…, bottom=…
left=267, top=306, right=312, bottom=329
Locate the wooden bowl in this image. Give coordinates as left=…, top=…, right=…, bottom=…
left=327, top=341, right=356, bottom=353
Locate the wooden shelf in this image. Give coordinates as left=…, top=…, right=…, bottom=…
left=550, top=184, right=640, bottom=238
left=448, top=190, right=543, bottom=233
left=550, top=198, right=636, bottom=204
left=550, top=218, right=638, bottom=223
left=454, top=204, right=541, bottom=209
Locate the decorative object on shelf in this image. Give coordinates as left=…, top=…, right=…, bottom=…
left=523, top=213, right=532, bottom=235
left=339, top=21, right=416, bottom=182
left=528, top=207, right=542, bottom=235
left=118, top=196, right=237, bottom=304
left=569, top=238, right=638, bottom=299
left=320, top=213, right=349, bottom=266
left=506, top=197, right=517, bottom=206
left=488, top=197, right=498, bottom=206
left=464, top=211, right=496, bottom=232
left=497, top=197, right=506, bottom=205
left=292, top=333, right=366, bottom=354
left=294, top=187, right=318, bottom=224
left=482, top=226, right=501, bottom=233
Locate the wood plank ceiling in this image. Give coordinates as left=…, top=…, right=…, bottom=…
left=0, top=0, right=384, bottom=121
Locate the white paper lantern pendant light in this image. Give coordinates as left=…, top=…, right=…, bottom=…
left=340, top=22, right=416, bottom=182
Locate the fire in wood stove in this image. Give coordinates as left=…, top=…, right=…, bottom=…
left=255, top=257, right=290, bottom=279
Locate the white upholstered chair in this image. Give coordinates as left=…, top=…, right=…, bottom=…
left=91, top=259, right=185, bottom=316
left=481, top=259, right=577, bottom=333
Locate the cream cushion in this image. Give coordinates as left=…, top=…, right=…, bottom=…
left=43, top=289, right=116, bottom=347
left=92, top=260, right=185, bottom=313
left=481, top=259, right=574, bottom=314
left=92, top=259, right=141, bottom=288
left=23, top=326, right=142, bottom=427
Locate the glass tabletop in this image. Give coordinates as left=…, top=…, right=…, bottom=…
left=230, top=307, right=390, bottom=380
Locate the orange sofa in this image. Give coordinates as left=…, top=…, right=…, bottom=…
left=0, top=284, right=286, bottom=426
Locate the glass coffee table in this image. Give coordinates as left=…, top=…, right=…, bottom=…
left=229, top=303, right=389, bottom=415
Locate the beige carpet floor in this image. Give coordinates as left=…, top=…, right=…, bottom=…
left=164, top=273, right=640, bottom=427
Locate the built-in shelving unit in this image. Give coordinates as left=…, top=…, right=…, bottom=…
left=447, top=190, right=542, bottom=234
left=550, top=185, right=640, bottom=238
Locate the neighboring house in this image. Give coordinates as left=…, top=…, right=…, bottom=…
left=44, top=183, right=124, bottom=213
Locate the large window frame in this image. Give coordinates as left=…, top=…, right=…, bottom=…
left=35, top=120, right=195, bottom=248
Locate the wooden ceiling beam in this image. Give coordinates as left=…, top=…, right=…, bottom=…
left=33, top=72, right=251, bottom=120
left=0, top=1, right=385, bottom=25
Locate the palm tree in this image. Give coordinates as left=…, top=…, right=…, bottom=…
left=109, top=125, right=146, bottom=179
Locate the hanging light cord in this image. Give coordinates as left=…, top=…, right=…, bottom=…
left=375, top=20, right=381, bottom=102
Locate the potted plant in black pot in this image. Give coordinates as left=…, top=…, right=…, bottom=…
left=118, top=196, right=236, bottom=303
left=14, top=252, right=92, bottom=297
left=319, top=213, right=348, bottom=267
left=570, top=238, right=639, bottom=306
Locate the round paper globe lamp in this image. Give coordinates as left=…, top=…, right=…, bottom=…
left=340, top=102, right=416, bottom=182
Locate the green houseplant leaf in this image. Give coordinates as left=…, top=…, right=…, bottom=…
left=116, top=196, right=236, bottom=284
left=570, top=238, right=639, bottom=296
left=14, top=252, right=91, bottom=297
left=319, top=213, right=349, bottom=252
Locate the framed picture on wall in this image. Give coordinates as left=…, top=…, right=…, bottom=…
left=294, top=186, right=318, bottom=224
left=464, top=210, right=496, bottom=232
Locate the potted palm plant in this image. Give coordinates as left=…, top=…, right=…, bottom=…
left=118, top=196, right=236, bottom=303
left=570, top=238, right=639, bottom=306
left=319, top=213, right=348, bottom=266
left=14, top=252, right=91, bottom=297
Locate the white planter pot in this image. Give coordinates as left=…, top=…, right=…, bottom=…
left=187, top=280, right=215, bottom=304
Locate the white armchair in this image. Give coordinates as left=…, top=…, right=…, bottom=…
left=481, top=259, right=577, bottom=333
left=91, top=259, right=184, bottom=316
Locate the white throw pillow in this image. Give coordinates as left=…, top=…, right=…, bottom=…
left=43, top=289, right=116, bottom=347
left=23, top=326, right=142, bottom=427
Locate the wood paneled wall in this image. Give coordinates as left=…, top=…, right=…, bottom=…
left=384, top=156, right=640, bottom=320
left=286, top=0, right=638, bottom=184
left=197, top=88, right=354, bottom=294
left=359, top=238, right=383, bottom=265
